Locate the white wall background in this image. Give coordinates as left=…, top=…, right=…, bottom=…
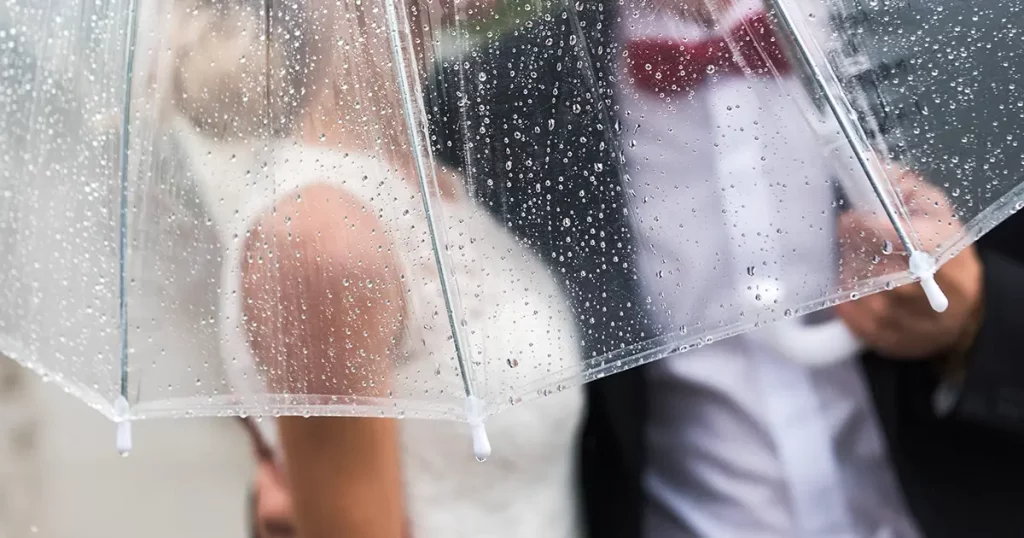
left=0, top=357, right=253, bottom=538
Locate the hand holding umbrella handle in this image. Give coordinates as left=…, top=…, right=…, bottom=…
left=755, top=317, right=864, bottom=367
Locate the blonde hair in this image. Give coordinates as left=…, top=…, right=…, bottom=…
left=163, top=0, right=309, bottom=140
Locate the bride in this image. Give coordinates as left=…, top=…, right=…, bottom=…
left=164, top=0, right=587, bottom=536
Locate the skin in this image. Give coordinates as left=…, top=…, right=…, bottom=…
left=835, top=174, right=984, bottom=360
left=242, top=183, right=408, bottom=538
left=253, top=457, right=297, bottom=538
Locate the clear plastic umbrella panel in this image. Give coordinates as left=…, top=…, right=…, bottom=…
left=0, top=0, right=1021, bottom=457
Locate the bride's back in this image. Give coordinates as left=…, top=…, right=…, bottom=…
left=155, top=0, right=589, bottom=531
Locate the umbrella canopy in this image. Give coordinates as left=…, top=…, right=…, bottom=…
left=0, top=0, right=1020, bottom=457
left=615, top=0, right=1022, bottom=365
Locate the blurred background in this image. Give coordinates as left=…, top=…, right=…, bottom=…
left=0, top=354, right=252, bottom=538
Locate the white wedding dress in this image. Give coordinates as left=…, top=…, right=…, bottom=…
left=175, top=120, right=586, bottom=538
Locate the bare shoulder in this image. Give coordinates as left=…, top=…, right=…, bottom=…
left=240, top=182, right=406, bottom=395
left=249, top=183, right=399, bottom=270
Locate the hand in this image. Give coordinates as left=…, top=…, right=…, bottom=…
left=835, top=176, right=984, bottom=360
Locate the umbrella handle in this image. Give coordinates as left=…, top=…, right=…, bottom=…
left=755, top=318, right=864, bottom=367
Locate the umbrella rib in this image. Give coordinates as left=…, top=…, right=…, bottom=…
left=381, top=0, right=491, bottom=460
left=766, top=0, right=914, bottom=249
left=114, top=0, right=141, bottom=455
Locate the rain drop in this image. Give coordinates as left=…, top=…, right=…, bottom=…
left=746, top=266, right=756, bottom=277
left=507, top=358, right=519, bottom=368
left=881, top=240, right=894, bottom=255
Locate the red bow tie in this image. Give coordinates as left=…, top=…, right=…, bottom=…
left=625, top=12, right=791, bottom=95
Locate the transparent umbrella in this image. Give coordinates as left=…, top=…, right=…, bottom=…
left=0, top=0, right=1021, bottom=459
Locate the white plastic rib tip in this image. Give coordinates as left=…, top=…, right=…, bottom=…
left=464, top=395, right=491, bottom=462
left=908, top=250, right=949, bottom=313
left=919, top=275, right=949, bottom=313
left=470, top=422, right=491, bottom=462
left=114, top=395, right=133, bottom=457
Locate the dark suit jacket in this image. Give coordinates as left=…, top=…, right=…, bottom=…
left=862, top=213, right=1024, bottom=538
left=427, top=3, right=1024, bottom=537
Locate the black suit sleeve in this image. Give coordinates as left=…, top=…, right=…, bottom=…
left=945, top=247, right=1024, bottom=433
